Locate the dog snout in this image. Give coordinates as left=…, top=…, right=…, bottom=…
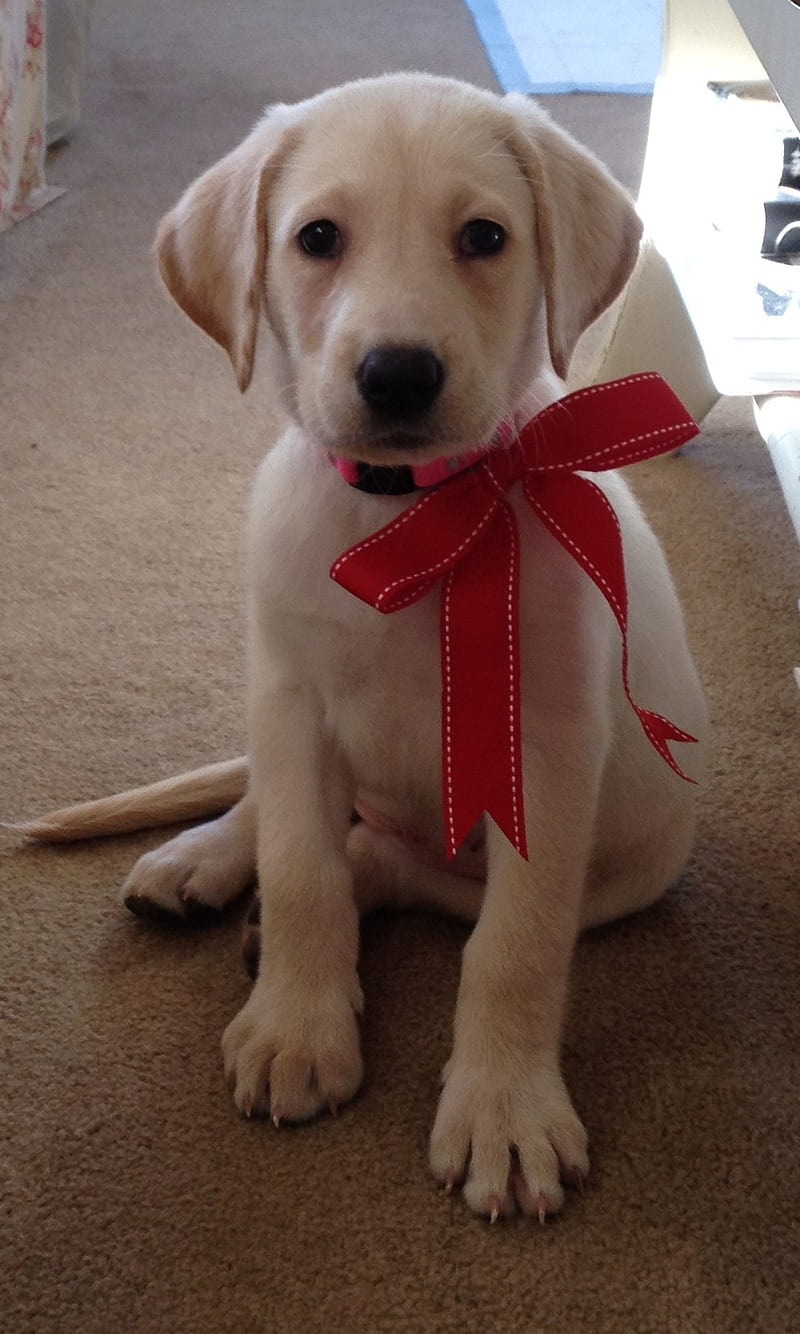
left=356, top=346, right=445, bottom=420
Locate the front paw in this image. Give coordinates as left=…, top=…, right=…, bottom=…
left=221, top=977, right=364, bottom=1124
left=430, top=1057, right=589, bottom=1221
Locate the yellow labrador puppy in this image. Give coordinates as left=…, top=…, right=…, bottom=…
left=21, top=74, right=708, bottom=1221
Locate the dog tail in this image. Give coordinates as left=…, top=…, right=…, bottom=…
left=10, top=757, right=249, bottom=843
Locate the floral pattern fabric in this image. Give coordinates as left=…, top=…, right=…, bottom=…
left=0, top=0, right=58, bottom=231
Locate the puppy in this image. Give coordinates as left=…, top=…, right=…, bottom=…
left=20, top=74, right=708, bottom=1221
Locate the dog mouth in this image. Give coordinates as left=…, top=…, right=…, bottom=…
left=343, top=428, right=439, bottom=466
left=330, top=416, right=505, bottom=468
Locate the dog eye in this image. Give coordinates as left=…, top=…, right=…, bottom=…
left=298, top=219, right=342, bottom=258
left=460, top=219, right=506, bottom=257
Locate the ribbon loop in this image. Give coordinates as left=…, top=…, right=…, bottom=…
left=330, top=466, right=501, bottom=613
left=330, top=373, right=700, bottom=861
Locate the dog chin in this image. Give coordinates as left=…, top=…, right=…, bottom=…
left=341, top=436, right=442, bottom=466
left=328, top=423, right=498, bottom=468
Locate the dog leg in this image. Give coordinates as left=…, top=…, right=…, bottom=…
left=241, top=821, right=483, bottom=977
left=240, top=823, right=483, bottom=977
left=428, top=713, right=605, bottom=1221
left=429, top=827, right=590, bottom=1219
left=222, top=698, right=363, bottom=1124
left=122, top=795, right=256, bottom=922
left=581, top=806, right=697, bottom=930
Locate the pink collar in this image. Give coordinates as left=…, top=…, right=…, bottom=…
left=330, top=422, right=514, bottom=494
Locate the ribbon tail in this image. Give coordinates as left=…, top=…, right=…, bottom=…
left=634, top=708, right=699, bottom=783
left=441, top=505, right=528, bottom=860
left=525, top=472, right=699, bottom=780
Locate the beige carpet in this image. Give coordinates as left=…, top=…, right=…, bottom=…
left=2, top=3, right=799, bottom=1332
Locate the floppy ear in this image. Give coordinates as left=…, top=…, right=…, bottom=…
left=154, top=106, right=298, bottom=392
left=504, top=94, right=643, bottom=381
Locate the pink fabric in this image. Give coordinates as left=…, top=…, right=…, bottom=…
left=331, top=443, right=488, bottom=488
left=330, top=421, right=514, bottom=488
left=0, top=0, right=56, bottom=230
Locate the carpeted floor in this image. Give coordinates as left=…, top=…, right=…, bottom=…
left=2, top=3, right=799, bottom=1332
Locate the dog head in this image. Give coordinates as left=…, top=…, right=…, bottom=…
left=156, top=74, right=642, bottom=464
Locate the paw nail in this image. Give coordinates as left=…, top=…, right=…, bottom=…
left=272, top=1112, right=281, bottom=1129
left=535, top=1193, right=548, bottom=1225
left=328, top=1098, right=338, bottom=1119
left=243, top=1094, right=253, bottom=1119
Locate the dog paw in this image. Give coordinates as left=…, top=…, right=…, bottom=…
left=429, top=1058, right=589, bottom=1221
left=122, top=819, right=254, bottom=923
left=221, top=977, right=364, bottom=1123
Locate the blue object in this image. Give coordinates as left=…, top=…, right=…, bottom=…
left=463, top=0, right=663, bottom=95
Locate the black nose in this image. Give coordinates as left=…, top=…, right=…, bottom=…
left=356, top=346, right=445, bottom=418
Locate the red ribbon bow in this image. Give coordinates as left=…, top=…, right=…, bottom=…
left=330, top=373, right=700, bottom=861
